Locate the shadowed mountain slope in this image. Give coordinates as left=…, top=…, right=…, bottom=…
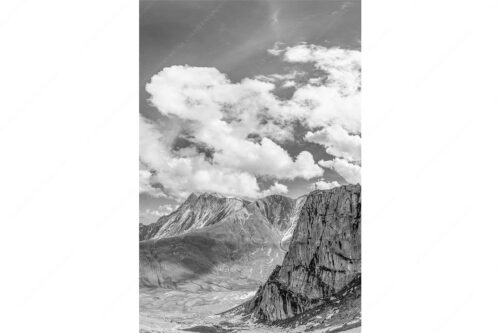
left=139, top=189, right=353, bottom=294
left=139, top=195, right=288, bottom=288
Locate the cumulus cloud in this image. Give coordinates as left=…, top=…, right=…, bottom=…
left=319, top=159, right=361, bottom=184
left=281, top=44, right=361, bottom=132
left=304, top=124, right=361, bottom=162
left=141, top=117, right=261, bottom=199
left=143, top=65, right=324, bottom=199
left=140, top=114, right=319, bottom=199
left=146, top=65, right=294, bottom=142
left=141, top=42, right=361, bottom=201
left=272, top=43, right=362, bottom=181
left=260, top=182, right=289, bottom=197
left=311, top=179, right=341, bottom=190
left=195, top=122, right=323, bottom=180
left=139, top=169, right=166, bottom=198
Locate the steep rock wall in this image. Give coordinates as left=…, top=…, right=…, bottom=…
left=245, top=184, right=361, bottom=322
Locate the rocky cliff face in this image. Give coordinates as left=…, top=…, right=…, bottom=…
left=244, top=184, right=361, bottom=322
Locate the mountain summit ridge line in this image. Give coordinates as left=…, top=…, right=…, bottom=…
left=139, top=191, right=311, bottom=241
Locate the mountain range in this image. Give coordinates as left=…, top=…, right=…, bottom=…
left=139, top=192, right=306, bottom=289
left=139, top=185, right=361, bottom=332
left=140, top=192, right=306, bottom=244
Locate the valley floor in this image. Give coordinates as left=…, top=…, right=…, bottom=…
left=140, top=286, right=256, bottom=333
left=140, top=285, right=361, bottom=333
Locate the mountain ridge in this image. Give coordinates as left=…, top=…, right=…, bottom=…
left=139, top=192, right=295, bottom=288
left=140, top=191, right=301, bottom=241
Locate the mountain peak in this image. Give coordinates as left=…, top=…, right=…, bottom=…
left=183, top=192, right=229, bottom=205
left=199, top=192, right=227, bottom=199
left=185, top=193, right=199, bottom=202
left=141, top=191, right=248, bottom=240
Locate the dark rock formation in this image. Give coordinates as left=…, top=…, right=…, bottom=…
left=244, top=184, right=361, bottom=322
left=270, top=274, right=361, bottom=331
left=244, top=265, right=313, bottom=321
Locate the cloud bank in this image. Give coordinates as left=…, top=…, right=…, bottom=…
left=141, top=43, right=361, bottom=200
left=319, top=158, right=361, bottom=184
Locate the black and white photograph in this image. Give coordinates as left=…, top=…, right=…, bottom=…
left=139, top=1, right=361, bottom=332
left=2, top=1, right=500, bottom=333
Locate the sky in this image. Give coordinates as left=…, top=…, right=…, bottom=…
left=140, top=0, right=361, bottom=224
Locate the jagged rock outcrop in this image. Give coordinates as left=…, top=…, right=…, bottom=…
left=244, top=184, right=361, bottom=322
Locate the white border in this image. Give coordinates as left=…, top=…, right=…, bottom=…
left=1, top=0, right=500, bottom=332
left=364, top=0, right=500, bottom=332
left=0, top=1, right=138, bottom=332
